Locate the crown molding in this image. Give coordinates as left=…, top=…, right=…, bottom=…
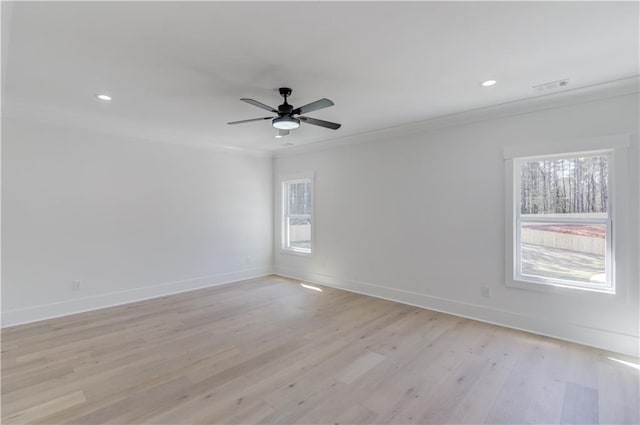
left=275, top=75, right=640, bottom=159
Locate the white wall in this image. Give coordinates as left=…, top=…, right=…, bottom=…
left=2, top=119, right=273, bottom=325
left=274, top=93, right=640, bottom=356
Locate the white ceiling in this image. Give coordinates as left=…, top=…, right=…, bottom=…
left=2, top=1, right=638, bottom=151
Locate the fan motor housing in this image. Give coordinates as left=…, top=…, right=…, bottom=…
left=278, top=103, right=293, bottom=114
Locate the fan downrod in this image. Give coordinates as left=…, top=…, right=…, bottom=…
left=278, top=87, right=294, bottom=113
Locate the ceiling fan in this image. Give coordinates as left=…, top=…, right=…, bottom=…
left=227, top=87, right=341, bottom=137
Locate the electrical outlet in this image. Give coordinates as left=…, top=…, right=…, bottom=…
left=245, top=256, right=251, bottom=265
left=72, top=281, right=81, bottom=291
left=482, top=286, right=492, bottom=298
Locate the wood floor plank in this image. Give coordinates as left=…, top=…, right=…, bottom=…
left=561, top=382, right=599, bottom=424
left=2, top=275, right=637, bottom=424
left=338, top=351, right=386, bottom=384
left=597, top=354, right=640, bottom=424
left=5, top=390, right=86, bottom=424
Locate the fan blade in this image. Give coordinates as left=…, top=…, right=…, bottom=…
left=293, top=98, right=334, bottom=115
left=299, top=116, right=341, bottom=130
left=227, top=117, right=273, bottom=125
left=241, top=98, right=278, bottom=113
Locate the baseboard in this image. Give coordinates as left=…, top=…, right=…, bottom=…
left=274, top=266, right=639, bottom=357
left=1, top=266, right=274, bottom=327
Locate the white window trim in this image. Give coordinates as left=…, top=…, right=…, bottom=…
left=504, top=134, right=633, bottom=300
left=280, top=173, right=314, bottom=256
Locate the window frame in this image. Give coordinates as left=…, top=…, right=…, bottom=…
left=513, top=151, right=613, bottom=293
left=504, top=135, right=632, bottom=298
left=281, top=174, right=314, bottom=256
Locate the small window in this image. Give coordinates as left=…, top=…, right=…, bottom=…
left=282, top=177, right=313, bottom=254
left=513, top=152, right=613, bottom=292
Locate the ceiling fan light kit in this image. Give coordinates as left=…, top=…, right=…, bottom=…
left=228, top=87, right=341, bottom=137
left=273, top=116, right=300, bottom=130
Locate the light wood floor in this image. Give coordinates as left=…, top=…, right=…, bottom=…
left=2, top=275, right=639, bottom=424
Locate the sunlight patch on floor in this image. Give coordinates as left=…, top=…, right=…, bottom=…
left=300, top=283, right=323, bottom=292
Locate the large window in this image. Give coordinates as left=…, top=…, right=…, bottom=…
left=282, top=177, right=313, bottom=254
left=513, top=151, right=613, bottom=292
left=505, top=135, right=636, bottom=298
left=515, top=152, right=613, bottom=292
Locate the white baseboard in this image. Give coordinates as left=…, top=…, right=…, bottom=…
left=1, top=266, right=274, bottom=327
left=274, top=266, right=639, bottom=357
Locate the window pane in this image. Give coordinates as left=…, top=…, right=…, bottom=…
left=288, top=182, right=312, bottom=215
left=288, top=216, right=311, bottom=251
left=520, top=222, right=606, bottom=285
left=520, top=155, right=608, bottom=215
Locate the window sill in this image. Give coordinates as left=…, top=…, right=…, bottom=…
left=506, top=276, right=615, bottom=296
left=280, top=248, right=313, bottom=257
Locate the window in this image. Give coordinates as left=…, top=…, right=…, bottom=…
left=282, top=176, right=313, bottom=254
left=513, top=152, right=613, bottom=292
left=505, top=135, right=636, bottom=298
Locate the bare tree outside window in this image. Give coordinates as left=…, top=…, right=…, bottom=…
left=520, top=156, right=608, bottom=215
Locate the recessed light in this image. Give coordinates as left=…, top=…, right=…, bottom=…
left=481, top=80, right=497, bottom=87
left=95, top=94, right=112, bottom=101
left=275, top=134, right=283, bottom=139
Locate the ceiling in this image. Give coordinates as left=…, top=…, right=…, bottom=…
left=2, top=1, right=638, bottom=151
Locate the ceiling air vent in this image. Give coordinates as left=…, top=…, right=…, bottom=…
left=532, top=78, right=569, bottom=92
